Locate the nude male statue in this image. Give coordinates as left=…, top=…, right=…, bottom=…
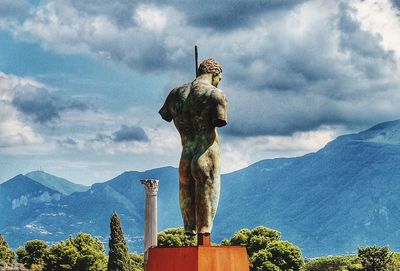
left=159, top=59, right=227, bottom=236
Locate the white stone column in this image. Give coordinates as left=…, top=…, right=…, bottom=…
left=141, top=179, right=159, bottom=268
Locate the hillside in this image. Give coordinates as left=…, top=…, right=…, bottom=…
left=0, top=175, right=64, bottom=246
left=1, top=120, right=400, bottom=257
left=25, top=171, right=89, bottom=195
left=216, top=120, right=400, bottom=256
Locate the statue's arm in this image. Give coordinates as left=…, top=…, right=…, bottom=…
left=159, top=93, right=173, bottom=122
left=212, top=92, right=228, bottom=127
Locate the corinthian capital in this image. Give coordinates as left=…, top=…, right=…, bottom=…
left=141, top=179, right=159, bottom=195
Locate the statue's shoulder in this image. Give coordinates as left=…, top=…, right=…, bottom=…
left=210, top=87, right=227, bottom=104
left=191, top=80, right=227, bottom=104
left=169, top=83, right=191, bottom=98
left=159, top=83, right=191, bottom=122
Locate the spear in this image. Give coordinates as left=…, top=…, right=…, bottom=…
left=195, top=45, right=199, bottom=77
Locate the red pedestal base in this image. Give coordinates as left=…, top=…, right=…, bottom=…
left=146, top=246, right=250, bottom=271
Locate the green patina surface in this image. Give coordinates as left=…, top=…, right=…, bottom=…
left=159, top=62, right=227, bottom=235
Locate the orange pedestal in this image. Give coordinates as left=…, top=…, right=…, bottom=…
left=146, top=246, right=250, bottom=271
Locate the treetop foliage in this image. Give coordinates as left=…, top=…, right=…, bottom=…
left=222, top=226, right=281, bottom=257
left=129, top=253, right=144, bottom=271
left=358, top=246, right=394, bottom=271
left=304, top=246, right=400, bottom=271
left=157, top=227, right=196, bottom=248
left=107, top=212, right=131, bottom=271
left=0, top=234, right=15, bottom=266
left=16, top=239, right=48, bottom=268
left=5, top=225, right=400, bottom=271
left=304, top=254, right=358, bottom=271
left=0, top=234, right=8, bottom=247
left=16, top=233, right=107, bottom=271
left=222, top=226, right=303, bottom=271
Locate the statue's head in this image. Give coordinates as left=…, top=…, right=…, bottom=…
left=198, top=58, right=222, bottom=87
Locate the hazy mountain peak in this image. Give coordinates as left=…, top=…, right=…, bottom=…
left=25, top=171, right=89, bottom=195
left=2, top=174, right=41, bottom=187
left=366, top=119, right=400, bottom=132
left=353, top=119, right=400, bottom=144
left=0, top=174, right=60, bottom=198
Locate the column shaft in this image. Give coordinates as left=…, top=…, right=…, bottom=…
left=141, top=179, right=159, bottom=269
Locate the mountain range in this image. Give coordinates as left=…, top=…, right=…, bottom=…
left=25, top=171, right=89, bottom=195
left=1, top=120, right=400, bottom=257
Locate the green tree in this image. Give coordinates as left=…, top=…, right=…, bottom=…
left=392, top=253, right=400, bottom=271
left=222, top=229, right=252, bottom=247
left=222, top=226, right=281, bottom=256
left=16, top=239, right=48, bottom=269
left=44, top=238, right=79, bottom=271
left=16, top=247, right=28, bottom=265
left=73, top=232, right=107, bottom=271
left=358, top=246, right=394, bottom=271
left=157, top=227, right=196, bottom=248
left=304, top=255, right=358, bottom=271
left=129, top=253, right=144, bottom=271
left=265, top=241, right=304, bottom=271
left=41, top=233, right=107, bottom=271
left=0, top=234, right=15, bottom=266
left=250, top=249, right=280, bottom=271
left=223, top=226, right=303, bottom=271
left=108, top=212, right=131, bottom=271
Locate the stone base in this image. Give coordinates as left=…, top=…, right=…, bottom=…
left=146, top=246, right=250, bottom=271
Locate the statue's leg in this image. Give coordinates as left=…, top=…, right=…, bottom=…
left=191, top=144, right=221, bottom=234
left=179, top=157, right=196, bottom=235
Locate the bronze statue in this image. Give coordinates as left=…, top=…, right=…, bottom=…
left=159, top=59, right=227, bottom=236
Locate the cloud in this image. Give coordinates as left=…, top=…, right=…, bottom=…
left=220, top=126, right=341, bottom=173
left=12, top=88, right=88, bottom=123
left=93, top=133, right=113, bottom=142
left=2, top=0, right=400, bottom=139
left=55, top=124, right=179, bottom=158
left=158, top=0, right=308, bottom=31
left=7, top=2, right=182, bottom=72
left=0, top=0, right=30, bottom=21
left=67, top=0, right=309, bottom=31
left=351, top=0, right=400, bottom=57
left=135, top=5, right=167, bottom=32
left=0, top=71, right=92, bottom=154
left=112, top=125, right=149, bottom=142
left=220, top=1, right=400, bottom=136
left=0, top=102, right=42, bottom=148
left=0, top=72, right=43, bottom=148
left=57, top=137, right=77, bottom=146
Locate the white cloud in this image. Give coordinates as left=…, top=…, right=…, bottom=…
left=9, top=0, right=398, bottom=152
left=134, top=5, right=167, bottom=32
left=221, top=144, right=251, bottom=173
left=7, top=1, right=188, bottom=72
left=0, top=72, right=46, bottom=101
left=17, top=1, right=92, bottom=53
left=350, top=0, right=400, bottom=58
left=0, top=72, right=44, bottom=150
left=2, top=0, right=400, bottom=181
left=221, top=127, right=340, bottom=173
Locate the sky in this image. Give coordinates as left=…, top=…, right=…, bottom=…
left=1, top=0, right=400, bottom=185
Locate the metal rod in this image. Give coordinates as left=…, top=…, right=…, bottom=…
left=195, top=45, right=199, bottom=77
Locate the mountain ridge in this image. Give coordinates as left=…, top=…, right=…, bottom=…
left=1, top=120, right=400, bottom=257
left=25, top=171, right=89, bottom=195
